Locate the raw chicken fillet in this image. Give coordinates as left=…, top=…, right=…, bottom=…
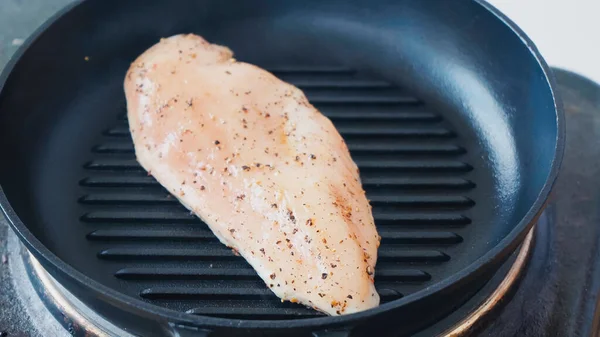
left=124, top=34, right=380, bottom=315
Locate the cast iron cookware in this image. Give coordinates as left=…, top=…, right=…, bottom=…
left=0, top=0, right=564, bottom=336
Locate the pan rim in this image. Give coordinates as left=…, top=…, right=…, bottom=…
left=0, top=0, right=565, bottom=331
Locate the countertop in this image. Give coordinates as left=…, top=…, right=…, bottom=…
left=488, top=0, right=600, bottom=85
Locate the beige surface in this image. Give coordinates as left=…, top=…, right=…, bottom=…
left=489, top=0, right=600, bottom=84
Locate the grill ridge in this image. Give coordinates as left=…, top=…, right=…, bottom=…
left=80, top=193, right=474, bottom=209
left=104, top=124, right=454, bottom=138
left=83, top=157, right=472, bottom=173
left=97, top=246, right=449, bottom=263
left=114, top=267, right=431, bottom=282
left=78, top=67, right=476, bottom=320
left=93, top=142, right=465, bottom=155
left=138, top=286, right=405, bottom=302
left=87, top=228, right=463, bottom=245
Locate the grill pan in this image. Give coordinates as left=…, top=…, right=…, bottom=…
left=0, top=0, right=564, bottom=336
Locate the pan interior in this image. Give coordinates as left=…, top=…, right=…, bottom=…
left=0, top=0, right=557, bottom=322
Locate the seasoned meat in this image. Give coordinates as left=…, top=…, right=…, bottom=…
left=124, top=34, right=380, bottom=315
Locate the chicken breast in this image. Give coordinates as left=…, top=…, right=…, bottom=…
left=124, top=34, right=380, bottom=315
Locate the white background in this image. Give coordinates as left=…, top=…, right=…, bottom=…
left=488, top=0, right=600, bottom=84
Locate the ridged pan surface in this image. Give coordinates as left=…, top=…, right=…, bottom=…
left=79, top=67, right=482, bottom=319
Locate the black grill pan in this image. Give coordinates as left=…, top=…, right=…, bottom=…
left=0, top=0, right=564, bottom=336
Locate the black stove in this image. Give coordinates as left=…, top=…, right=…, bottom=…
left=0, top=68, right=598, bottom=336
